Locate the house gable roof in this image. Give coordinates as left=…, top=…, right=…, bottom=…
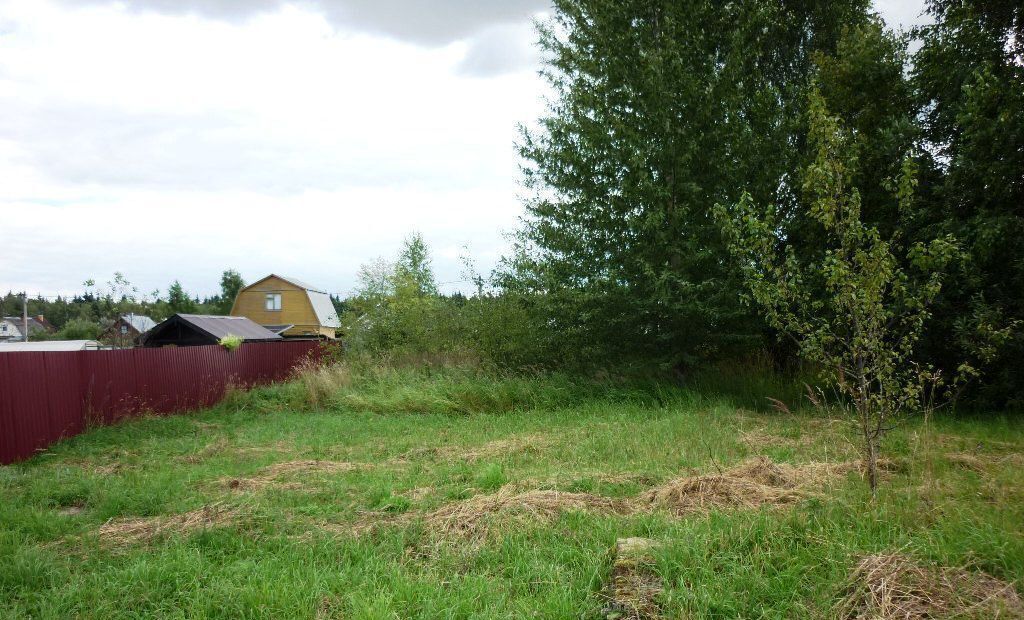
left=120, top=315, right=157, bottom=333
left=3, top=316, right=49, bottom=333
left=140, top=314, right=282, bottom=346
left=239, top=274, right=340, bottom=328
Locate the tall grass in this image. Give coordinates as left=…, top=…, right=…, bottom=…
left=287, top=358, right=684, bottom=416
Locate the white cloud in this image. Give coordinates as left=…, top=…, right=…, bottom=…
left=0, top=0, right=929, bottom=299
left=0, top=0, right=543, bottom=296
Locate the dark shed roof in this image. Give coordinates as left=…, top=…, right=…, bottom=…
left=139, top=314, right=282, bottom=348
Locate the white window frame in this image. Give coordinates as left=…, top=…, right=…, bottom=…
left=265, top=293, right=282, bottom=311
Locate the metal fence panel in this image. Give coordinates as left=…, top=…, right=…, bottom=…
left=0, top=341, right=319, bottom=464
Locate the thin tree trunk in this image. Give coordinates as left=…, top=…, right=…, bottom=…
left=865, top=436, right=878, bottom=492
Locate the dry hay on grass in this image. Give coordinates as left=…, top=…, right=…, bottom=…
left=838, top=553, right=1024, bottom=619
left=946, top=451, right=1024, bottom=473
left=460, top=433, right=550, bottom=461
left=934, top=433, right=1022, bottom=453
left=419, top=456, right=901, bottom=541
left=176, top=437, right=232, bottom=463
left=639, top=456, right=900, bottom=516
left=224, top=460, right=362, bottom=493
left=395, top=433, right=550, bottom=464
left=424, top=485, right=628, bottom=540
left=98, top=503, right=239, bottom=548
left=641, top=457, right=817, bottom=514
left=601, top=537, right=664, bottom=620
left=522, top=471, right=660, bottom=491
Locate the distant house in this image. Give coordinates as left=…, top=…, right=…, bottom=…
left=138, top=314, right=282, bottom=348
left=1, top=316, right=55, bottom=341
left=0, top=318, right=22, bottom=342
left=230, top=275, right=340, bottom=339
left=102, top=314, right=157, bottom=343
left=0, top=340, right=101, bottom=351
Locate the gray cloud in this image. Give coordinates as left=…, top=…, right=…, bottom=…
left=53, top=0, right=549, bottom=75
left=56, top=0, right=549, bottom=43
left=456, top=22, right=540, bottom=77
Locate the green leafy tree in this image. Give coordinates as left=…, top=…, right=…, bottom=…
left=167, top=280, right=197, bottom=314
left=343, top=234, right=464, bottom=356
left=84, top=272, right=148, bottom=346
left=57, top=318, right=101, bottom=341
left=507, top=0, right=871, bottom=369
left=913, top=0, right=1024, bottom=406
left=716, top=90, right=958, bottom=491
left=217, top=269, right=246, bottom=315
left=394, top=232, right=438, bottom=298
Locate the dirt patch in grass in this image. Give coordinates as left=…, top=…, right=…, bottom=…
left=601, top=537, right=663, bottom=620
left=223, top=460, right=363, bottom=493
left=837, top=553, right=1024, bottom=619
left=98, top=503, right=239, bottom=547
left=424, top=485, right=628, bottom=540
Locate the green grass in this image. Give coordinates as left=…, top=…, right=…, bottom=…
left=1, top=366, right=1022, bottom=618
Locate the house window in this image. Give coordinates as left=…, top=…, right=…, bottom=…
left=265, top=293, right=282, bottom=311
left=120, top=325, right=128, bottom=335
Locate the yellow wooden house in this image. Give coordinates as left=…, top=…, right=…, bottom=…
left=230, top=275, right=340, bottom=339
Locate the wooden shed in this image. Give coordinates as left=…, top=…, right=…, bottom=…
left=230, top=275, right=340, bottom=339
left=139, top=314, right=282, bottom=348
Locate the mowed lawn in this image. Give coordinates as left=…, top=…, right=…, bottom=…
left=1, top=369, right=1023, bottom=619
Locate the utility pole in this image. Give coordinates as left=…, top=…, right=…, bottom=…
left=22, top=291, right=29, bottom=343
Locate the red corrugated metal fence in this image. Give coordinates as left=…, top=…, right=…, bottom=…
left=0, top=341, right=321, bottom=465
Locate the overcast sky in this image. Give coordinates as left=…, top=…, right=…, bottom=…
left=0, top=0, right=927, bottom=299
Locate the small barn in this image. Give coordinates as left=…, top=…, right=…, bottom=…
left=230, top=275, right=340, bottom=339
left=138, top=314, right=282, bottom=348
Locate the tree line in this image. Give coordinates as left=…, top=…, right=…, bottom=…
left=1, top=270, right=247, bottom=342
left=342, top=0, right=1024, bottom=412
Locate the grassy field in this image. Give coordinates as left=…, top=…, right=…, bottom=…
left=1, top=365, right=1023, bottom=618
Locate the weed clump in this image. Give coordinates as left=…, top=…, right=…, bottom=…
left=293, top=361, right=353, bottom=409
left=838, top=553, right=1024, bottom=619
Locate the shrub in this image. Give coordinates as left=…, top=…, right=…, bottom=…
left=218, top=335, right=243, bottom=352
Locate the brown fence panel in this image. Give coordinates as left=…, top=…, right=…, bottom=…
left=45, top=351, right=86, bottom=441
left=3, top=352, right=54, bottom=461
left=0, top=341, right=320, bottom=465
